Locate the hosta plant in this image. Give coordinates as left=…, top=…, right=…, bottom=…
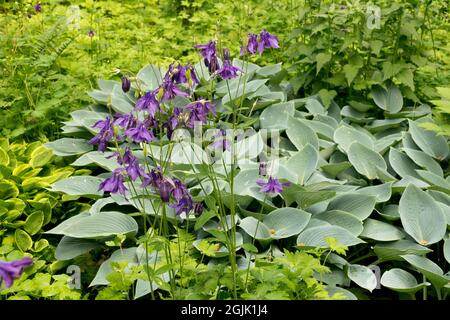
left=46, top=30, right=450, bottom=300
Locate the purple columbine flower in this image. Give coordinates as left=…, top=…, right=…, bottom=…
left=258, top=29, right=279, bottom=54
left=159, top=79, right=189, bottom=102
left=99, top=168, right=128, bottom=194
left=172, top=179, right=189, bottom=201
left=210, top=129, right=231, bottom=151
left=87, top=30, right=95, bottom=38
left=185, top=63, right=199, bottom=87
left=247, top=33, right=258, bottom=54
left=114, top=112, right=137, bottom=129
left=259, top=162, right=268, bottom=176
left=158, top=178, right=174, bottom=203
left=167, top=63, right=187, bottom=84
left=34, top=2, right=42, bottom=13
left=135, top=90, right=160, bottom=117
left=186, top=99, right=216, bottom=127
left=256, top=176, right=290, bottom=194
left=193, top=202, right=204, bottom=216
left=217, top=59, right=241, bottom=80
left=89, top=117, right=114, bottom=152
left=170, top=194, right=194, bottom=216
left=142, top=167, right=163, bottom=188
left=0, top=257, right=33, bottom=288
left=121, top=76, right=131, bottom=92
left=125, top=121, right=156, bottom=143
left=193, top=41, right=217, bottom=63
left=126, top=158, right=145, bottom=181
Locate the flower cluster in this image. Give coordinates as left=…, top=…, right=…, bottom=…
left=0, top=257, right=33, bottom=288
left=241, top=29, right=279, bottom=56
left=256, top=176, right=290, bottom=195
left=91, top=30, right=279, bottom=216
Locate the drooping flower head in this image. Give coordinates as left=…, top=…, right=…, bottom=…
left=166, top=63, right=187, bottom=84
left=121, top=76, right=131, bottom=92
left=0, top=257, right=33, bottom=288
left=186, top=99, right=216, bottom=127
left=142, top=166, right=163, bottom=188
left=99, top=168, right=128, bottom=195
left=159, top=78, right=189, bottom=102
left=258, top=29, right=279, bottom=54
left=193, top=202, right=204, bottom=216
left=256, top=176, right=290, bottom=195
left=34, top=2, right=42, bottom=13
left=125, top=121, right=156, bottom=143
left=135, top=90, right=161, bottom=116
left=170, top=193, right=194, bottom=216
left=217, top=59, right=241, bottom=80
left=114, top=112, right=137, bottom=130
left=193, top=41, right=217, bottom=63
left=87, top=30, right=95, bottom=38
left=259, top=162, right=268, bottom=176
left=247, top=33, right=258, bottom=55
left=126, top=157, right=145, bottom=181
left=210, top=129, right=231, bottom=151
left=89, top=117, right=115, bottom=152
left=185, top=63, right=199, bottom=87
left=193, top=41, right=219, bottom=73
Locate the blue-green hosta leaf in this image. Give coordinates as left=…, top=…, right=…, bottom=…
left=408, top=120, right=449, bottom=160
left=297, top=225, right=364, bottom=248
left=416, top=170, right=450, bottom=195
left=347, top=264, right=377, bottom=292
left=403, top=148, right=443, bottom=177
left=263, top=208, right=311, bottom=239
left=72, top=151, right=120, bottom=171
left=334, top=125, right=374, bottom=153
left=304, top=98, right=325, bottom=115
left=314, top=210, right=363, bottom=236
left=286, top=117, right=319, bottom=150
left=111, top=84, right=134, bottom=113
left=399, top=184, right=446, bottom=245
left=55, top=236, right=101, bottom=260
left=240, top=208, right=311, bottom=240
left=381, top=268, right=430, bottom=293
left=90, top=197, right=116, bottom=215
left=286, top=144, right=318, bottom=185
left=222, top=79, right=268, bottom=105
left=90, top=248, right=138, bottom=286
left=327, top=193, right=376, bottom=220
left=259, top=101, right=295, bottom=130
left=137, top=64, right=164, bottom=90
left=388, top=148, right=421, bottom=179
left=356, top=182, right=393, bottom=203
left=340, top=106, right=373, bottom=123
left=371, top=83, right=403, bottom=113
left=299, top=119, right=335, bottom=141
left=168, top=142, right=210, bottom=165
left=377, top=204, right=400, bottom=221
left=47, top=211, right=138, bottom=239
left=321, top=162, right=352, bottom=178
left=348, top=142, right=387, bottom=180
left=444, top=238, right=450, bottom=264
left=392, top=175, right=429, bottom=191
left=51, top=176, right=104, bottom=197
left=401, top=254, right=449, bottom=288
left=69, top=109, right=108, bottom=132
left=373, top=240, right=432, bottom=262
left=360, top=218, right=404, bottom=241
left=45, top=138, right=92, bottom=157
left=326, top=286, right=357, bottom=300
left=256, top=63, right=282, bottom=77
left=367, top=118, right=406, bottom=133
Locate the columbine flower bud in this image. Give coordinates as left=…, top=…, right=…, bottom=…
left=121, top=76, right=131, bottom=93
